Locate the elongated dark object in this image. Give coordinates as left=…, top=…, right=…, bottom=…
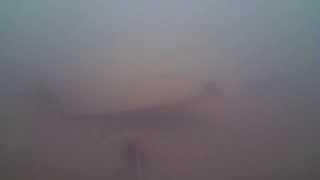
left=126, top=137, right=146, bottom=180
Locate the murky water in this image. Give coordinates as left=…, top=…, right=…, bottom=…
left=1, top=1, right=319, bottom=179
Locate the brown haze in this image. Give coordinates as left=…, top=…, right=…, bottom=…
left=1, top=0, right=319, bottom=179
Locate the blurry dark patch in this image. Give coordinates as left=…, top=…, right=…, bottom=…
left=125, top=137, right=147, bottom=170
left=32, top=83, right=65, bottom=115
left=204, top=82, right=222, bottom=96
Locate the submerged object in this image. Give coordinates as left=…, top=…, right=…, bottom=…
left=48, top=29, right=210, bottom=116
